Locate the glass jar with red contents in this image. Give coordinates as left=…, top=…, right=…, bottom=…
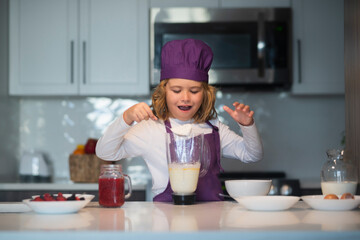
left=98, top=164, right=132, bottom=207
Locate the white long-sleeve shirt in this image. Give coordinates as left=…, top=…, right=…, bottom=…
left=96, top=114, right=263, bottom=197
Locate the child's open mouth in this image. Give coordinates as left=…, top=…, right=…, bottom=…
left=178, top=106, right=192, bottom=111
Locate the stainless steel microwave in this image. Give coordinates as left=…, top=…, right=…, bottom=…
left=150, top=8, right=292, bottom=89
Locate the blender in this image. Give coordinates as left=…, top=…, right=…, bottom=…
left=166, top=132, right=208, bottom=205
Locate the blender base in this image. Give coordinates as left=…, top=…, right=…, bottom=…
left=172, top=193, right=196, bottom=205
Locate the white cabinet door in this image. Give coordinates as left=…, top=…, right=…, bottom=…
left=9, top=0, right=78, bottom=95
left=79, top=0, right=149, bottom=96
left=10, top=0, right=149, bottom=96
left=292, top=0, right=344, bottom=95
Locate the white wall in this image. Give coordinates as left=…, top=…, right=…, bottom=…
left=216, top=92, right=345, bottom=187
left=17, top=92, right=345, bottom=187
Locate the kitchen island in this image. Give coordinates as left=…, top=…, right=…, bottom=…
left=0, top=201, right=359, bottom=240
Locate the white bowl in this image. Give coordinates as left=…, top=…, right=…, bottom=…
left=23, top=194, right=94, bottom=214
left=225, top=179, right=272, bottom=198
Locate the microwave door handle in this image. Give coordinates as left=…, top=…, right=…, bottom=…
left=257, top=12, right=265, bottom=78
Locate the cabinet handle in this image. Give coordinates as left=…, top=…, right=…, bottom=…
left=257, top=12, right=265, bottom=78
left=297, top=39, right=302, bottom=84
left=70, top=41, right=74, bottom=84
left=83, top=41, right=86, bottom=84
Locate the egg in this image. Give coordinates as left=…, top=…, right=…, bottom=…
left=324, top=194, right=339, bottom=199
left=340, top=193, right=355, bottom=199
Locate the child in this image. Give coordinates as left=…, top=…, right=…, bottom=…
left=96, top=39, right=263, bottom=202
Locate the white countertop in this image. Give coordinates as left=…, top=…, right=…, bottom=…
left=0, top=201, right=359, bottom=240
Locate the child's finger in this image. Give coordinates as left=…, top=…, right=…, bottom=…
left=134, top=108, right=148, bottom=122
left=243, top=105, right=250, bottom=113
left=223, top=105, right=234, bottom=115
left=236, top=103, right=245, bottom=111
left=144, top=105, right=158, bottom=121
left=248, top=111, right=254, bottom=118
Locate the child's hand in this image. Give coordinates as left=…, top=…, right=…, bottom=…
left=123, top=102, right=158, bottom=125
left=223, top=102, right=254, bottom=126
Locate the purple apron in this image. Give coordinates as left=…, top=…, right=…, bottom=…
left=153, top=120, right=224, bottom=202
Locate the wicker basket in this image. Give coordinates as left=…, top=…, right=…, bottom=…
left=69, top=154, right=109, bottom=183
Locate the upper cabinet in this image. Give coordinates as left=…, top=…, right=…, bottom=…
left=9, top=0, right=77, bottom=95
left=9, top=0, right=344, bottom=96
left=9, top=0, right=149, bottom=96
left=291, top=0, right=344, bottom=95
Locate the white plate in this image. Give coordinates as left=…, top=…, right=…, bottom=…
left=301, top=195, right=360, bottom=211
left=23, top=194, right=94, bottom=214
left=234, top=196, right=300, bottom=211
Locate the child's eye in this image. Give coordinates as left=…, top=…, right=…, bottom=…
left=190, top=90, right=199, bottom=94
left=172, top=90, right=181, bottom=94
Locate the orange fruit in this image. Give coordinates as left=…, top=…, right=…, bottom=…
left=340, top=193, right=354, bottom=199
left=324, top=194, right=339, bottom=199
left=73, top=144, right=85, bottom=155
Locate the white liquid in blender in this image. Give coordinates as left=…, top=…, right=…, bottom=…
left=169, top=162, right=200, bottom=194
left=321, top=181, right=358, bottom=195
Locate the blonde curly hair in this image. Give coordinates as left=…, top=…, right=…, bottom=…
left=151, top=79, right=217, bottom=123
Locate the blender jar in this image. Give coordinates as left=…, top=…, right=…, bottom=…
left=166, top=132, right=204, bottom=204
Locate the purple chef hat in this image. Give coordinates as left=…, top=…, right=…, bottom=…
left=160, top=39, right=213, bottom=83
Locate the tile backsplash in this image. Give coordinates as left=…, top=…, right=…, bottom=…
left=13, top=91, right=345, bottom=187
left=19, top=97, right=152, bottom=185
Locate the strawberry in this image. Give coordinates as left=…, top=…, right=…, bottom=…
left=43, top=193, right=55, bottom=201
left=32, top=196, right=43, bottom=201
left=54, top=192, right=67, bottom=201
left=56, top=195, right=67, bottom=201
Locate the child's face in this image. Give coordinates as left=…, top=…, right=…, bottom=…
left=165, top=78, right=203, bottom=121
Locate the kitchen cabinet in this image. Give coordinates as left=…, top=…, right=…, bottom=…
left=9, top=0, right=149, bottom=96
left=291, top=0, right=344, bottom=95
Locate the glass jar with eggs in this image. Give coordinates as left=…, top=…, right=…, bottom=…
left=321, top=149, right=358, bottom=195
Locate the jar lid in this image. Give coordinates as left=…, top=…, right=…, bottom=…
left=100, top=164, right=122, bottom=171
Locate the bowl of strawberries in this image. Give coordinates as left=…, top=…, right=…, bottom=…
left=23, top=192, right=94, bottom=214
